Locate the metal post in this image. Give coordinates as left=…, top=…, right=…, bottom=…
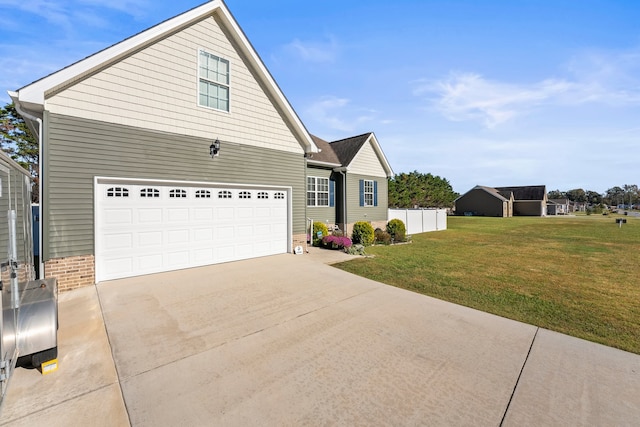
left=9, top=210, right=19, bottom=309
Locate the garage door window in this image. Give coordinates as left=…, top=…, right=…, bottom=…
left=140, top=188, right=160, bottom=198
left=218, top=190, right=232, bottom=199
left=107, top=187, right=129, bottom=197
left=170, top=189, right=187, bottom=198
left=195, top=190, right=211, bottom=198
left=274, top=192, right=285, bottom=199
left=257, top=192, right=268, bottom=199
left=239, top=191, right=251, bottom=199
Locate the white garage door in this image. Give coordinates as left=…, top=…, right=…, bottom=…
left=95, top=179, right=289, bottom=282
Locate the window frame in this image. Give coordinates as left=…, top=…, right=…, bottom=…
left=198, top=49, right=230, bottom=112
left=363, top=180, right=374, bottom=207
left=307, top=176, right=330, bottom=207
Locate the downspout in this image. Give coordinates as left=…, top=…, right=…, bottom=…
left=11, top=100, right=44, bottom=279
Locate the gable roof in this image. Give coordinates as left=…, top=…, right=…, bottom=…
left=308, top=135, right=342, bottom=166
left=330, top=133, right=371, bottom=166
left=549, top=198, right=569, bottom=204
left=8, top=0, right=318, bottom=154
left=455, top=185, right=510, bottom=202
left=307, top=132, right=393, bottom=177
left=494, top=185, right=546, bottom=201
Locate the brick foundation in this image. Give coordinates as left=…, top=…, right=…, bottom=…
left=0, top=263, right=35, bottom=287
left=292, top=234, right=307, bottom=252
left=45, top=255, right=95, bottom=292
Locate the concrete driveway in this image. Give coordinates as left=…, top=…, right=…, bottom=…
left=2, top=251, right=639, bottom=426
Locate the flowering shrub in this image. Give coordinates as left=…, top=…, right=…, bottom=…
left=321, top=235, right=353, bottom=250
left=312, top=221, right=329, bottom=246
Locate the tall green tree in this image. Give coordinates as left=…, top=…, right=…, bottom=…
left=565, top=188, right=586, bottom=203
left=0, top=102, right=38, bottom=202
left=547, top=189, right=567, bottom=200
left=388, top=171, right=458, bottom=208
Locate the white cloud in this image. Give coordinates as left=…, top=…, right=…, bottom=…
left=413, top=72, right=575, bottom=128
left=78, top=0, right=151, bottom=18
left=416, top=48, right=640, bottom=129
left=305, top=96, right=376, bottom=133
left=283, top=36, right=340, bottom=63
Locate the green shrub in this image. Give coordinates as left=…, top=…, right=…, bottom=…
left=386, top=218, right=407, bottom=242
left=313, top=221, right=329, bottom=246
left=374, top=228, right=392, bottom=245
left=352, top=221, right=375, bottom=246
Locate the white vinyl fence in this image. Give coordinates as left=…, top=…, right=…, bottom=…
left=388, top=209, right=448, bottom=235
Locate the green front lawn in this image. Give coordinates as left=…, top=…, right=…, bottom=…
left=335, top=215, right=640, bottom=354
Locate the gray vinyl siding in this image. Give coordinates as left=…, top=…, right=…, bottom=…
left=346, top=173, right=388, bottom=223
left=43, top=113, right=305, bottom=260
left=305, top=166, right=336, bottom=225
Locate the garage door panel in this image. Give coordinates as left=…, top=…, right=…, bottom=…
left=105, top=209, right=133, bottom=225
left=168, top=208, right=189, bottom=222
left=237, top=225, right=253, bottom=238
left=194, top=208, right=214, bottom=221
left=237, top=207, right=253, bottom=218
left=217, top=207, right=235, bottom=220
left=138, top=208, right=163, bottom=224
left=138, top=231, right=162, bottom=247
left=167, top=250, right=189, bottom=267
left=104, top=258, right=133, bottom=277
left=217, top=226, right=235, bottom=239
left=96, top=182, right=289, bottom=281
left=193, top=228, right=214, bottom=242
left=193, top=248, right=214, bottom=263
left=138, top=254, right=163, bottom=270
left=168, top=229, right=190, bottom=244
left=104, top=233, right=133, bottom=250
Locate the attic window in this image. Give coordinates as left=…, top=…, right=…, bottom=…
left=199, top=50, right=229, bottom=112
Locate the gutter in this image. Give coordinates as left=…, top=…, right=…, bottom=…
left=8, top=92, right=44, bottom=279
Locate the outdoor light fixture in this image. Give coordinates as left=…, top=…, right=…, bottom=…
left=210, top=138, right=220, bottom=158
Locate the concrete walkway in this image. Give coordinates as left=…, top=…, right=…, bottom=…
left=2, top=250, right=639, bottom=426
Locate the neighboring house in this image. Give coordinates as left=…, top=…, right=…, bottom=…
left=307, top=134, right=393, bottom=235
left=454, top=186, right=514, bottom=217
left=571, top=201, right=587, bottom=212
left=455, top=185, right=547, bottom=217
left=9, top=1, right=393, bottom=290
left=548, top=198, right=570, bottom=215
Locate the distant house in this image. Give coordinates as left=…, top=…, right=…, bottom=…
left=453, top=186, right=513, bottom=217
left=548, top=198, right=570, bottom=215
left=455, top=185, right=547, bottom=217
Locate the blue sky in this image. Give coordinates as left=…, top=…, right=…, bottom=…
left=1, top=0, right=639, bottom=194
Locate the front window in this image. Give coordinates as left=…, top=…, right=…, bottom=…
left=364, top=180, right=374, bottom=206
left=307, top=177, right=329, bottom=206
left=199, top=50, right=229, bottom=112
